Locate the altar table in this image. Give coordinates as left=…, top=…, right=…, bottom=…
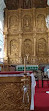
left=0, top=73, right=31, bottom=111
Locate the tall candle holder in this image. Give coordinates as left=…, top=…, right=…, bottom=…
left=22, top=57, right=29, bottom=111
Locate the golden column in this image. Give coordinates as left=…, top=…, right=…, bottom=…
left=33, top=33, right=36, bottom=64
left=4, top=33, right=8, bottom=63
left=19, top=34, right=22, bottom=64
left=18, top=9, right=22, bottom=64
left=32, top=8, right=36, bottom=32
left=34, top=35, right=36, bottom=56
left=32, top=8, right=37, bottom=64
left=4, top=9, right=8, bottom=63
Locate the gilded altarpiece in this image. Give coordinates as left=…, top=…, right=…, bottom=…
left=4, top=8, right=49, bottom=65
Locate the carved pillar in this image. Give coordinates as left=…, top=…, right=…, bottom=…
left=4, top=9, right=8, bottom=33
left=19, top=0, right=23, bottom=8
left=4, top=33, right=8, bottom=63
left=32, top=34, right=37, bottom=64
left=19, top=34, right=22, bottom=64
left=18, top=9, right=22, bottom=64
left=34, top=34, right=36, bottom=56
left=46, top=30, right=49, bottom=63
left=19, top=8, right=22, bottom=32
left=4, top=9, right=8, bottom=63
left=32, top=8, right=36, bottom=32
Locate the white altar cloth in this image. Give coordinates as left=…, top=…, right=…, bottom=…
left=27, top=72, right=36, bottom=110
left=30, top=73, right=36, bottom=110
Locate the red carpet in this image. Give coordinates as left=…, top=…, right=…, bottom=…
left=0, top=71, right=32, bottom=74
left=34, top=81, right=49, bottom=111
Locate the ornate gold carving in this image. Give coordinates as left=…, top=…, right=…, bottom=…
left=0, top=76, right=31, bottom=111
left=9, top=15, right=19, bottom=34
left=22, top=39, right=32, bottom=64
left=38, top=57, right=48, bottom=64
left=4, top=8, right=49, bottom=65
left=24, top=39, right=32, bottom=54
left=9, top=58, right=19, bottom=64
left=9, top=39, right=19, bottom=64
left=23, top=0, right=31, bottom=8
left=23, top=15, right=31, bottom=32
left=37, top=38, right=47, bottom=56
left=36, top=14, right=46, bottom=32
left=10, top=39, right=18, bottom=56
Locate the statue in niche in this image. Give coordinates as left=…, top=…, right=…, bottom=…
left=38, top=38, right=46, bottom=55
left=25, top=0, right=29, bottom=5
left=37, top=14, right=46, bottom=31
left=8, top=0, right=19, bottom=9
left=10, top=40, right=18, bottom=57
left=23, top=39, right=32, bottom=64
left=23, top=0, right=31, bottom=8
left=9, top=16, right=18, bottom=30
left=23, top=15, right=31, bottom=31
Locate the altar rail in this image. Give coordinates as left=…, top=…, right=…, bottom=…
left=0, top=64, right=38, bottom=72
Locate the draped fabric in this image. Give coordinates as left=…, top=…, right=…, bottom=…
left=30, top=73, right=36, bottom=110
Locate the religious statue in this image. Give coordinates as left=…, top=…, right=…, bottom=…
left=23, top=0, right=31, bottom=8
left=25, top=0, right=29, bottom=6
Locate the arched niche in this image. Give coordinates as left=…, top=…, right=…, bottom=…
left=23, top=0, right=31, bottom=8
left=37, top=38, right=47, bottom=56
left=10, top=39, right=18, bottom=57
left=36, top=14, right=46, bottom=32
left=22, top=39, right=32, bottom=64
left=9, top=15, right=18, bottom=30
left=23, top=15, right=31, bottom=31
